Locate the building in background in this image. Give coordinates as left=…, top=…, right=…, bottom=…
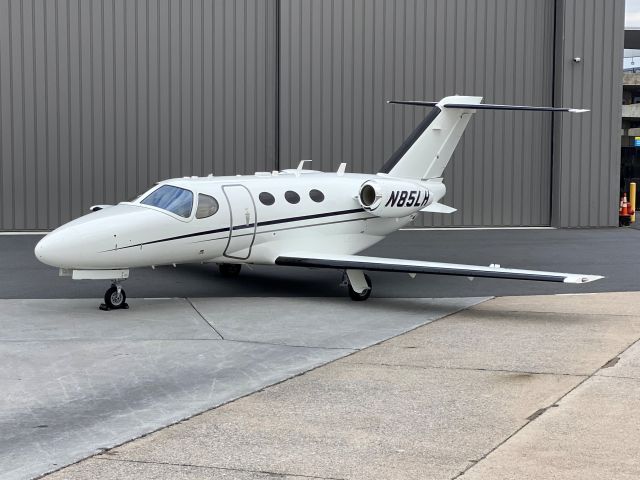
left=0, top=0, right=624, bottom=230
left=622, top=33, right=640, bottom=200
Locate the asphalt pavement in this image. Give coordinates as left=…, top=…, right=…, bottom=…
left=1, top=227, right=638, bottom=300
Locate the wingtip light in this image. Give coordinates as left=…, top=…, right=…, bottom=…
left=563, top=274, right=604, bottom=284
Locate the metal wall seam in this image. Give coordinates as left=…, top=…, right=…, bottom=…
left=279, top=0, right=555, bottom=227
left=0, top=0, right=623, bottom=229
left=0, top=0, right=278, bottom=229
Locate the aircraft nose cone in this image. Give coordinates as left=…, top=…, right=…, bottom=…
left=34, top=233, right=67, bottom=268
left=35, top=228, right=90, bottom=268
left=34, top=237, right=45, bottom=259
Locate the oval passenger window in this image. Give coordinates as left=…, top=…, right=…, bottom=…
left=259, top=192, right=275, bottom=206
left=284, top=191, right=300, bottom=204
left=309, top=189, right=325, bottom=202
left=196, top=194, right=219, bottom=219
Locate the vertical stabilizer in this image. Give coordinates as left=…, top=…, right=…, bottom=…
left=379, top=95, right=482, bottom=179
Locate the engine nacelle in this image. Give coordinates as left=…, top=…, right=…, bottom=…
left=358, top=179, right=433, bottom=217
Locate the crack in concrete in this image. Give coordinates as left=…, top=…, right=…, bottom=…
left=468, top=308, right=640, bottom=318
left=451, top=334, right=640, bottom=479
left=97, top=457, right=346, bottom=480
left=220, top=337, right=357, bottom=352
left=0, top=338, right=225, bottom=343
left=186, top=298, right=225, bottom=339
left=595, top=373, right=640, bottom=382
left=0, top=336, right=357, bottom=352
left=0, top=338, right=352, bottom=351
left=346, top=361, right=587, bottom=378
left=526, top=407, right=549, bottom=422
left=601, top=356, right=620, bottom=368
left=182, top=299, right=363, bottom=351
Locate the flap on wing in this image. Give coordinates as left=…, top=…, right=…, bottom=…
left=420, top=202, right=457, bottom=214
left=275, top=253, right=603, bottom=284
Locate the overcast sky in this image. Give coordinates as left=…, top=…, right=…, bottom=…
left=628, top=0, right=640, bottom=27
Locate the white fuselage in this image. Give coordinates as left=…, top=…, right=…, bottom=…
left=32, top=96, right=603, bottom=300
left=34, top=170, right=445, bottom=270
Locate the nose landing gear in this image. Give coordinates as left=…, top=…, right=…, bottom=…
left=100, top=283, right=129, bottom=311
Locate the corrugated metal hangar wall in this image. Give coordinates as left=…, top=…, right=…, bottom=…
left=0, top=0, right=624, bottom=230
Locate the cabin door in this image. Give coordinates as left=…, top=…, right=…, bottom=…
left=222, top=185, right=257, bottom=259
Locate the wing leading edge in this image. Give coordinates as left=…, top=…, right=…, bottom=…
left=275, top=254, right=603, bottom=284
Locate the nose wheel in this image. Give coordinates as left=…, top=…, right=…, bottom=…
left=100, top=283, right=129, bottom=311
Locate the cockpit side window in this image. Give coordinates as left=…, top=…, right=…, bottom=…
left=140, top=185, right=194, bottom=218
left=196, top=193, right=219, bottom=219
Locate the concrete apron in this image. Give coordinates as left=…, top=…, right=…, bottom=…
left=0, top=296, right=486, bottom=480
left=42, top=292, right=640, bottom=480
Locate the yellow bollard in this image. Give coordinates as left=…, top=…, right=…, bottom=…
left=632, top=182, right=637, bottom=223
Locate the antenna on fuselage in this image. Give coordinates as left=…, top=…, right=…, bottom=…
left=337, top=163, right=347, bottom=176
left=296, top=160, right=312, bottom=177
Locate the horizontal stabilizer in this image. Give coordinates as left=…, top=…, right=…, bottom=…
left=420, top=202, right=457, bottom=214
left=276, top=254, right=603, bottom=284
left=380, top=95, right=588, bottom=181
left=387, top=100, right=439, bottom=107
left=387, top=100, right=589, bottom=113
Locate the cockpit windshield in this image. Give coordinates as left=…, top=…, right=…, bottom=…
left=140, top=185, right=194, bottom=218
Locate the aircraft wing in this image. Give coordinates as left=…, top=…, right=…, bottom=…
left=275, top=254, right=603, bottom=284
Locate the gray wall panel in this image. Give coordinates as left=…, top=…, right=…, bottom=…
left=552, top=0, right=624, bottom=227
left=0, top=0, right=623, bottom=230
left=279, top=0, right=556, bottom=226
left=0, top=0, right=11, bottom=228
left=0, top=0, right=277, bottom=230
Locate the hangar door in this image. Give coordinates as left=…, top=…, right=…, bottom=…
left=0, top=0, right=278, bottom=230
left=278, top=0, right=555, bottom=227
left=1, top=0, right=556, bottom=230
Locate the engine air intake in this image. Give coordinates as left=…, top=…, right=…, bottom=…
left=360, top=183, right=380, bottom=208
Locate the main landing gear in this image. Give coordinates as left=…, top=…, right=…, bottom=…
left=218, top=263, right=242, bottom=277
left=100, top=283, right=129, bottom=311
left=344, top=270, right=372, bottom=301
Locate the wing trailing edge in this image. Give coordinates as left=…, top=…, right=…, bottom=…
left=275, top=254, right=603, bottom=284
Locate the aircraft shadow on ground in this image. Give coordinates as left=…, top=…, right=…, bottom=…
left=175, top=263, right=344, bottom=297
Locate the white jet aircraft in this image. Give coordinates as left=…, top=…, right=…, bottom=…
left=34, top=96, right=602, bottom=310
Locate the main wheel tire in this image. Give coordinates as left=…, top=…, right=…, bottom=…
left=218, top=263, right=242, bottom=277
left=104, top=285, right=127, bottom=309
left=348, top=274, right=372, bottom=301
